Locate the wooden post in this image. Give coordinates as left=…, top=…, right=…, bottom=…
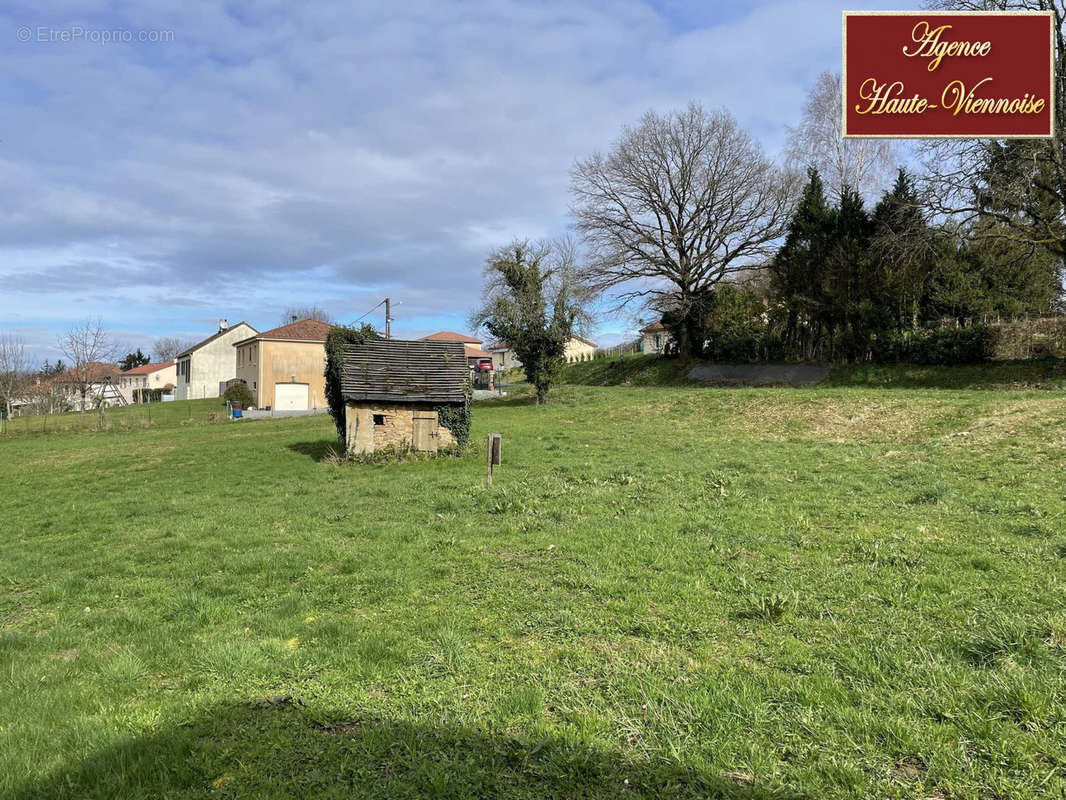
left=486, top=433, right=502, bottom=487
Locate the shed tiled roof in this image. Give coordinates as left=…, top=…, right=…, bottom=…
left=340, top=340, right=468, bottom=404
left=235, top=318, right=332, bottom=346
left=121, top=361, right=174, bottom=376
left=640, top=321, right=667, bottom=333
left=419, top=331, right=482, bottom=345
left=487, top=336, right=597, bottom=350
left=464, top=345, right=492, bottom=359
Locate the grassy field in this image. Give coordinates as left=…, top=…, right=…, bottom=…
left=1, top=380, right=1065, bottom=798
left=1, top=398, right=230, bottom=437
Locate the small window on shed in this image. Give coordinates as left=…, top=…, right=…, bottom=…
left=373, top=414, right=385, bottom=425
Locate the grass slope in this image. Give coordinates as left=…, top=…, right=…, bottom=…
left=562, top=354, right=692, bottom=386
left=564, top=354, right=1066, bottom=391
left=2, top=386, right=1065, bottom=798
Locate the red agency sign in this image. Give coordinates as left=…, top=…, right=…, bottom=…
left=842, top=11, right=1054, bottom=138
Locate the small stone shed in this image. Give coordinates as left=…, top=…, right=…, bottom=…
left=340, top=339, right=469, bottom=455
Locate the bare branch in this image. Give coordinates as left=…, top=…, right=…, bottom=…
left=57, top=320, right=118, bottom=411
left=570, top=103, right=799, bottom=356
left=784, top=71, right=897, bottom=200
left=0, top=333, right=28, bottom=419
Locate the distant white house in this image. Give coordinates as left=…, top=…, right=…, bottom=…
left=118, top=361, right=176, bottom=403
left=639, top=321, right=671, bottom=354
left=174, top=320, right=257, bottom=401
left=53, top=362, right=125, bottom=411
left=487, top=336, right=598, bottom=371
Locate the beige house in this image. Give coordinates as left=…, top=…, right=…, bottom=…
left=341, top=339, right=468, bottom=455
left=175, top=320, right=258, bottom=401
left=640, top=321, right=671, bottom=354
left=487, top=336, right=598, bottom=371
left=118, top=361, right=176, bottom=403
left=234, top=318, right=332, bottom=410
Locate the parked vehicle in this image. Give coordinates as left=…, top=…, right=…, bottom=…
left=474, top=358, right=494, bottom=371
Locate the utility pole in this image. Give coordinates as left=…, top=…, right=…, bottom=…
left=385, top=297, right=391, bottom=340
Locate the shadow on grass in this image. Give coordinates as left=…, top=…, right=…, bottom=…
left=286, top=439, right=344, bottom=462
left=11, top=701, right=805, bottom=799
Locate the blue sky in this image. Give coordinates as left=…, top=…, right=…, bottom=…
left=2, top=0, right=920, bottom=363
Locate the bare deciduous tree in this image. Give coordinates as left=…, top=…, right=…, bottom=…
left=919, top=0, right=1066, bottom=261
left=0, top=333, right=28, bottom=419
left=153, top=336, right=195, bottom=362
left=58, top=320, right=117, bottom=411
left=571, top=103, right=800, bottom=359
left=785, top=70, right=896, bottom=200
left=281, top=305, right=332, bottom=325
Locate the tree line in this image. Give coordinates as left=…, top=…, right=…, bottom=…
left=475, top=0, right=1066, bottom=396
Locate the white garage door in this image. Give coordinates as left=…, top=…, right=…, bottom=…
left=274, top=383, right=309, bottom=411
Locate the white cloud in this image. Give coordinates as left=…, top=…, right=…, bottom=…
left=0, top=0, right=921, bottom=361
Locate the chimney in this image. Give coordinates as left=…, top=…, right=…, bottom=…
left=218, top=318, right=228, bottom=332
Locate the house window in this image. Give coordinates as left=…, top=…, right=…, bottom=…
left=373, top=414, right=385, bottom=425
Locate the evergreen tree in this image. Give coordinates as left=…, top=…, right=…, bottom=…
left=823, top=186, right=874, bottom=359
left=770, top=168, right=836, bottom=359
left=870, top=169, right=935, bottom=332
left=119, top=349, right=150, bottom=371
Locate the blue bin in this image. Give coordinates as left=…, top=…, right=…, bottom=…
left=232, top=409, right=243, bottom=418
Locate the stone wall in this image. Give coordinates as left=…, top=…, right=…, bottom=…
left=344, top=402, right=456, bottom=455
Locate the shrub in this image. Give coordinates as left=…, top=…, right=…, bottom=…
left=223, top=382, right=253, bottom=408
left=436, top=380, right=473, bottom=450
left=867, top=326, right=994, bottom=365
left=910, top=325, right=994, bottom=365
left=324, top=324, right=379, bottom=442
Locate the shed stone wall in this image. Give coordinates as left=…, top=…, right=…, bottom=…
left=344, top=402, right=456, bottom=455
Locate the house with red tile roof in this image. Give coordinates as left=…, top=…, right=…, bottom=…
left=418, top=331, right=482, bottom=345
left=233, top=318, right=333, bottom=410
left=53, top=362, right=124, bottom=411
left=118, top=361, right=176, bottom=403
left=418, top=331, right=493, bottom=365
left=639, top=321, right=671, bottom=355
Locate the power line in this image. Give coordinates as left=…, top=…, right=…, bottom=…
left=350, top=299, right=385, bottom=325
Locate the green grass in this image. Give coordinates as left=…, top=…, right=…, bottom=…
left=824, top=359, right=1066, bottom=390
left=2, top=398, right=229, bottom=437
left=2, top=385, right=1065, bottom=798
left=563, top=353, right=692, bottom=385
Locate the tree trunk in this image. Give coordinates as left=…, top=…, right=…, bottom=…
left=535, top=381, right=549, bottom=405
